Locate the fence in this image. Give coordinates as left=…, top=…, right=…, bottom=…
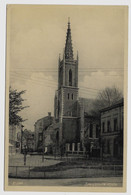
left=9, top=165, right=123, bottom=179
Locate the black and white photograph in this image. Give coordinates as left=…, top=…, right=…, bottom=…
left=5, top=4, right=128, bottom=192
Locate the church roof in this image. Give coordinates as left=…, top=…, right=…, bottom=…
left=65, top=18, right=74, bottom=60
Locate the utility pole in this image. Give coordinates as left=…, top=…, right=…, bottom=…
left=24, top=145, right=27, bottom=165
left=42, top=130, right=45, bottom=162
left=21, top=125, right=24, bottom=153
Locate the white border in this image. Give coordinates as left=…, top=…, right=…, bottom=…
left=0, top=0, right=131, bottom=195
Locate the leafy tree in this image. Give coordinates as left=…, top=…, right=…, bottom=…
left=9, top=86, right=29, bottom=126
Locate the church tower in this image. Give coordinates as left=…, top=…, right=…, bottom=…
left=54, top=19, right=80, bottom=144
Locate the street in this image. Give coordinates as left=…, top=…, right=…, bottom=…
left=9, top=177, right=123, bottom=187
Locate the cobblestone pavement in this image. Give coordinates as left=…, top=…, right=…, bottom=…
left=9, top=153, right=61, bottom=166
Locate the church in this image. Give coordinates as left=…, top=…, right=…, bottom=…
left=54, top=19, right=100, bottom=155
left=34, top=20, right=100, bottom=156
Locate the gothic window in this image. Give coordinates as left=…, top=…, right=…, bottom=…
left=69, top=69, right=72, bottom=86
left=68, top=93, right=69, bottom=99
left=72, top=93, right=73, bottom=100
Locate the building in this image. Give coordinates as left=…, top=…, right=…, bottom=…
left=34, top=115, right=60, bottom=154
left=78, top=98, right=100, bottom=156
left=44, top=122, right=60, bottom=154
left=9, top=124, right=23, bottom=154
left=100, top=99, right=124, bottom=159
left=21, top=130, right=35, bottom=153
left=54, top=20, right=100, bottom=155
left=34, top=112, right=54, bottom=152
left=26, top=131, right=35, bottom=152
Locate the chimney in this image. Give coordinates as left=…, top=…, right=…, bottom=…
left=48, top=112, right=51, bottom=117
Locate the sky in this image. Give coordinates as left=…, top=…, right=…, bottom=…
left=7, top=5, right=127, bottom=131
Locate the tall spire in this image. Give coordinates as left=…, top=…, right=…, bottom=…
left=65, top=18, right=74, bottom=60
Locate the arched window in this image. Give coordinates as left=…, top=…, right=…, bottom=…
left=72, top=93, right=73, bottom=100
left=69, top=69, right=72, bottom=86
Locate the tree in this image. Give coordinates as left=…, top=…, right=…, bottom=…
left=90, top=86, right=123, bottom=117
left=97, top=86, right=123, bottom=107
left=9, top=86, right=29, bottom=126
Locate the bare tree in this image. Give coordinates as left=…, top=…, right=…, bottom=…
left=97, top=86, right=123, bottom=107
left=90, top=86, right=123, bottom=117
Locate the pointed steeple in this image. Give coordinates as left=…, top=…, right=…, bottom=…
left=65, top=18, right=74, bottom=60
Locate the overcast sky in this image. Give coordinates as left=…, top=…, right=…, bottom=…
left=7, top=5, right=127, bottom=131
